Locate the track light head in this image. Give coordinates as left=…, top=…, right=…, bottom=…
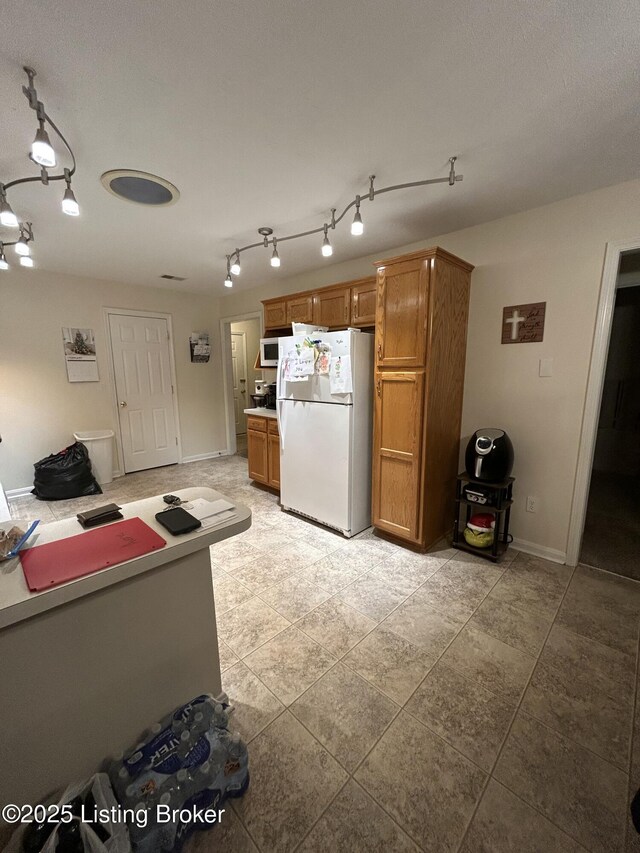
left=230, top=250, right=241, bottom=276
left=0, top=245, right=8, bottom=271
left=321, top=224, right=333, bottom=257
left=20, top=255, right=34, bottom=268
left=270, top=238, right=280, bottom=268
left=0, top=188, right=18, bottom=228
left=14, top=230, right=30, bottom=256
left=62, top=175, right=80, bottom=216
left=32, top=122, right=56, bottom=168
left=224, top=273, right=233, bottom=288
left=351, top=196, right=364, bottom=236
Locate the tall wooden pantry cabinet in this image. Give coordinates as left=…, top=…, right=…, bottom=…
left=372, top=247, right=474, bottom=550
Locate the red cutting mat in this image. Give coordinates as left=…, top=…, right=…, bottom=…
left=20, top=517, right=166, bottom=591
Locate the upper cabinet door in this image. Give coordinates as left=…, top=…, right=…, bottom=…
left=375, top=259, right=429, bottom=368
left=263, top=299, right=287, bottom=330
left=351, top=278, right=377, bottom=327
left=286, top=294, right=313, bottom=325
left=312, top=287, right=350, bottom=329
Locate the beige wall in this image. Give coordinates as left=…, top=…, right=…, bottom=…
left=216, top=178, right=640, bottom=559
left=0, top=270, right=223, bottom=491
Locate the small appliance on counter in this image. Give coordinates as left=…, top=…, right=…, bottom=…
left=465, top=428, right=514, bottom=482
left=250, top=379, right=269, bottom=408
left=264, top=382, right=277, bottom=410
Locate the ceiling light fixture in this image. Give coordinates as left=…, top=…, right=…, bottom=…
left=222, top=158, right=462, bottom=287
left=270, top=238, right=281, bottom=268
left=321, top=223, right=333, bottom=257
left=0, top=222, right=34, bottom=270
left=14, top=228, right=30, bottom=256
left=0, top=66, right=78, bottom=271
left=351, top=196, right=364, bottom=236
left=230, top=251, right=241, bottom=276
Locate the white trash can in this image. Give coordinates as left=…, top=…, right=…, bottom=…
left=73, top=430, right=115, bottom=485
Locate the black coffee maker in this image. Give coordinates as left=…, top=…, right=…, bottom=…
left=465, top=428, right=514, bottom=482
left=264, top=383, right=277, bottom=410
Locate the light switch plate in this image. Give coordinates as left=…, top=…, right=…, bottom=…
left=539, top=358, right=553, bottom=377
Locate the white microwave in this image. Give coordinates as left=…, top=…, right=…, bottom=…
left=260, top=337, right=279, bottom=367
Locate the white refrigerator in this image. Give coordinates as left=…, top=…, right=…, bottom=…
left=277, top=330, right=374, bottom=537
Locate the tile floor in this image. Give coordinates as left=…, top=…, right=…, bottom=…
left=8, top=455, right=640, bottom=853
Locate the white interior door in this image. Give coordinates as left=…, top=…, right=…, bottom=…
left=108, top=314, right=178, bottom=473
left=231, top=331, right=248, bottom=434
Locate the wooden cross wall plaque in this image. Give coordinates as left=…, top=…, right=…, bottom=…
left=501, top=302, right=546, bottom=344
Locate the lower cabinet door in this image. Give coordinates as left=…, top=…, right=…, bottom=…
left=267, top=433, right=280, bottom=488
left=247, top=428, right=269, bottom=484
left=372, top=370, right=425, bottom=543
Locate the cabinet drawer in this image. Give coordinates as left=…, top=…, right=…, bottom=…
left=267, top=418, right=279, bottom=435
left=247, top=415, right=268, bottom=432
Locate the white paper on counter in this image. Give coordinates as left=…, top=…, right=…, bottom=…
left=184, top=498, right=237, bottom=528
left=329, top=354, right=353, bottom=394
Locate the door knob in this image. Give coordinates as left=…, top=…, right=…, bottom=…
left=120, top=401, right=127, bottom=407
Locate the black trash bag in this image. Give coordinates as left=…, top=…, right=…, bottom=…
left=32, top=441, right=102, bottom=501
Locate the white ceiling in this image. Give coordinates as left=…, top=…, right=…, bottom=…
left=1, top=0, right=639, bottom=294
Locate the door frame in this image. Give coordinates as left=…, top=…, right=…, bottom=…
left=219, top=311, right=263, bottom=455
left=230, top=329, right=249, bottom=435
left=566, top=237, right=640, bottom=565
left=103, top=307, right=183, bottom=477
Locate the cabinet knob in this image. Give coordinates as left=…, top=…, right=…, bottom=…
left=119, top=401, right=127, bottom=408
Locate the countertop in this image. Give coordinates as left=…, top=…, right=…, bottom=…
left=0, top=487, right=251, bottom=629
left=244, top=407, right=278, bottom=419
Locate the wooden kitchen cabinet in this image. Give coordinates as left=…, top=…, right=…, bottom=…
left=312, top=286, right=350, bottom=328
left=286, top=294, right=313, bottom=325
left=372, top=248, right=474, bottom=550
left=247, top=414, right=280, bottom=490
left=372, top=371, right=425, bottom=542
left=262, top=275, right=378, bottom=333
left=351, top=277, right=377, bottom=327
left=263, top=299, right=287, bottom=330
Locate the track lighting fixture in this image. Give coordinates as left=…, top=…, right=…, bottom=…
left=0, top=188, right=18, bottom=228
left=224, top=274, right=233, bottom=288
left=0, top=246, right=8, bottom=271
left=14, top=229, right=30, bottom=256
left=62, top=169, right=79, bottom=216
left=32, top=121, right=56, bottom=168
left=230, top=251, right=241, bottom=276
left=351, top=196, right=364, bottom=236
left=321, top=224, right=333, bottom=257
left=222, top=158, right=462, bottom=287
left=0, top=66, right=78, bottom=270
left=270, top=238, right=280, bottom=268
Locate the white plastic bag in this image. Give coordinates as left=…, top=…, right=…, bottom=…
left=5, top=774, right=131, bottom=853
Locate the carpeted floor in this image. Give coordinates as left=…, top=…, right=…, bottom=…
left=580, top=470, right=640, bottom=579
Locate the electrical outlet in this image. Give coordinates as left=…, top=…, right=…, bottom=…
left=526, top=495, right=538, bottom=513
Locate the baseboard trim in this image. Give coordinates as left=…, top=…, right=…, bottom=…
left=181, top=450, right=232, bottom=464
left=512, top=537, right=567, bottom=565
left=5, top=486, right=33, bottom=499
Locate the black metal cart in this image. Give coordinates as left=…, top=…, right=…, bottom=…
left=452, top=472, right=514, bottom=563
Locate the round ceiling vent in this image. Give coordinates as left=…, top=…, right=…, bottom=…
left=100, top=170, right=180, bottom=206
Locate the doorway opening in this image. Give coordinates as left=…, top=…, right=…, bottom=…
left=220, top=313, right=262, bottom=458
left=579, top=250, right=640, bottom=578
